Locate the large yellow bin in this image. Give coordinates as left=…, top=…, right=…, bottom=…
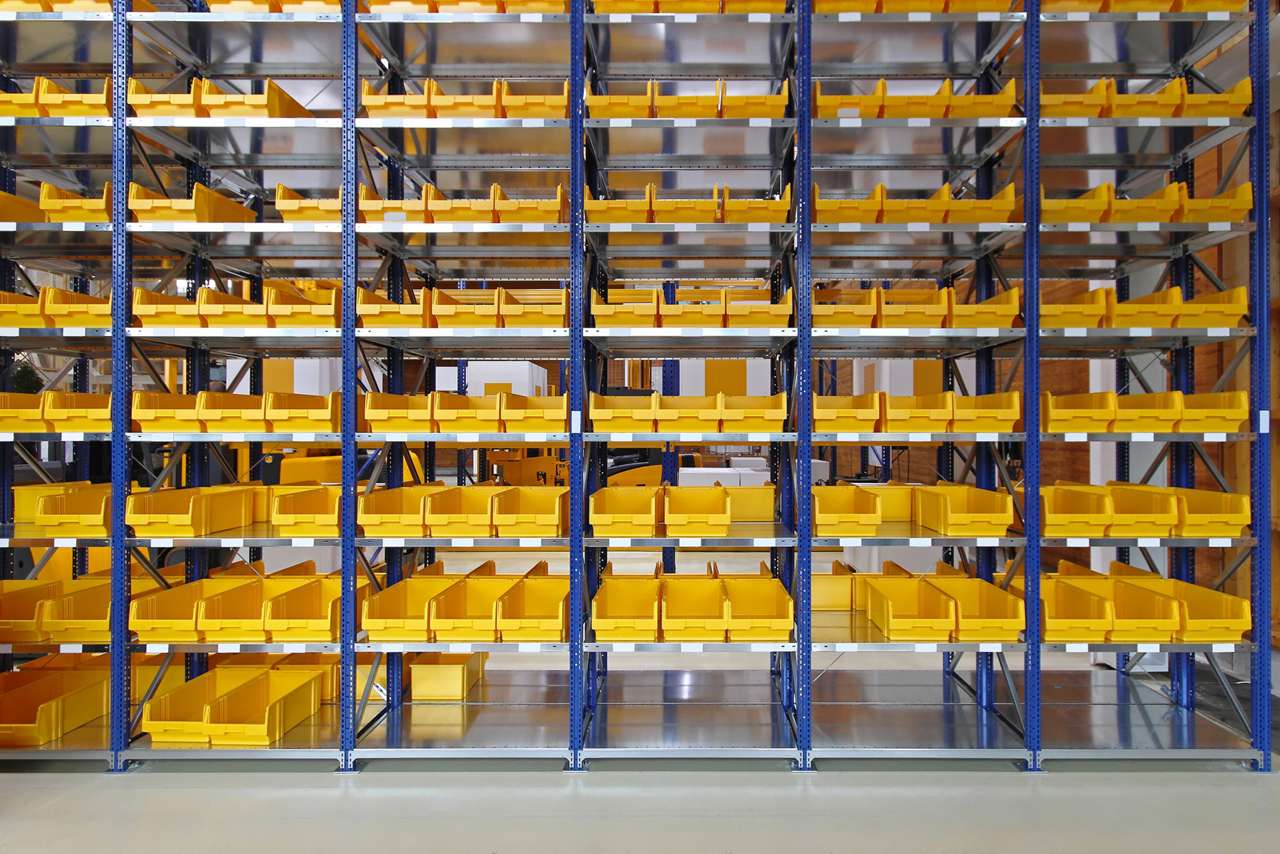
left=659, top=287, right=726, bottom=327
left=655, top=394, right=723, bottom=432
left=409, top=653, right=485, bottom=702
left=590, top=486, right=662, bottom=536
left=197, top=289, right=270, bottom=327
left=39, top=289, right=108, bottom=328
left=913, top=485, right=1012, bottom=536
left=263, top=577, right=346, bottom=642
left=0, top=291, right=44, bottom=327
left=265, top=284, right=338, bottom=328
left=813, top=485, right=882, bottom=536
left=1034, top=578, right=1114, bottom=642
left=590, top=392, right=656, bottom=433
left=126, top=487, right=254, bottom=537
left=813, top=393, right=880, bottom=433
left=35, top=490, right=111, bottom=537
left=132, top=289, right=202, bottom=327
left=1061, top=578, right=1179, bottom=642
left=204, top=670, right=322, bottom=748
left=0, top=671, right=108, bottom=748
left=1178, top=391, right=1248, bottom=433
left=585, top=184, right=653, bottom=223
left=851, top=561, right=914, bottom=613
left=430, top=391, right=502, bottom=432
left=660, top=577, right=729, bottom=641
left=497, top=577, right=569, bottom=641
left=813, top=286, right=878, bottom=327
left=428, top=577, right=520, bottom=641
left=196, top=578, right=316, bottom=642
left=723, top=577, right=793, bottom=641
left=425, top=486, right=510, bottom=536
left=1041, top=184, right=1111, bottom=224
left=500, top=79, right=569, bottom=119
left=1178, top=287, right=1247, bottom=329
left=1106, top=288, right=1182, bottom=328
left=199, top=78, right=311, bottom=119
left=196, top=392, right=268, bottom=432
left=501, top=393, right=567, bottom=432
left=951, top=391, right=1021, bottom=432
left=664, top=486, right=731, bottom=537
left=1040, top=80, right=1112, bottom=118
left=864, top=578, right=956, bottom=641
left=493, top=186, right=567, bottom=225
left=1175, top=182, right=1252, bottom=223
left=878, top=287, right=950, bottom=327
left=271, top=486, right=342, bottom=536
left=881, top=185, right=951, bottom=225
left=266, top=392, right=340, bottom=432
left=0, top=581, right=66, bottom=642
left=1041, top=289, right=1108, bottom=329
left=721, top=393, right=786, bottom=432
left=0, top=393, right=44, bottom=432
left=34, top=580, right=116, bottom=642
left=431, top=288, right=501, bottom=328
left=359, top=485, right=446, bottom=536
left=925, top=577, right=1024, bottom=641
left=1041, top=485, right=1112, bottom=538
left=813, top=79, right=884, bottom=120
left=129, top=182, right=255, bottom=223
left=1041, top=391, right=1115, bottom=432
left=493, top=486, right=568, bottom=537
left=813, top=184, right=883, bottom=224
left=879, top=392, right=953, bottom=433
left=130, top=578, right=258, bottom=642
left=363, top=392, right=431, bottom=432
left=42, top=391, right=111, bottom=433
left=1113, top=391, right=1182, bottom=432
left=591, top=289, right=659, bottom=327
left=357, top=289, right=430, bottom=328
left=949, top=286, right=1020, bottom=329
left=141, top=668, right=264, bottom=747
left=361, top=576, right=461, bottom=642
left=499, top=288, right=568, bottom=327
left=592, top=577, right=661, bottom=641
left=1111, top=577, right=1250, bottom=642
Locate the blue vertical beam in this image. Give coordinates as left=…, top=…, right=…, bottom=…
left=108, top=0, right=134, bottom=773
left=794, top=0, right=813, bottom=771
left=70, top=276, right=91, bottom=578
left=661, top=281, right=679, bottom=573
left=339, top=0, right=359, bottom=772
left=567, top=0, right=587, bottom=771
left=1021, top=0, right=1042, bottom=771
left=1247, top=0, right=1270, bottom=771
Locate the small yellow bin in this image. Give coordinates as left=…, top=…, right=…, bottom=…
left=722, top=185, right=791, bottom=224
left=592, top=577, right=660, bottom=641
left=0, top=291, right=44, bottom=327
left=813, top=485, right=882, bottom=536
left=813, top=393, right=880, bottom=433
left=879, top=391, right=953, bottom=432
left=1061, top=577, right=1180, bottom=642
left=1179, top=391, right=1248, bottom=433
left=501, top=393, right=567, bottom=432
left=725, top=288, right=792, bottom=328
left=197, top=392, right=267, bottom=432
left=497, top=577, right=569, bottom=641
left=723, top=577, right=793, bottom=641
left=425, top=486, right=510, bottom=536
left=425, top=185, right=497, bottom=223
left=0, top=671, right=108, bottom=748
left=948, top=80, right=1017, bottom=119
left=590, top=486, right=662, bottom=536
left=35, top=490, right=111, bottom=537
left=1040, top=289, right=1108, bottom=328
left=1109, top=183, right=1181, bottom=224
left=880, top=79, right=950, bottom=118
left=133, top=392, right=202, bottom=432
left=427, top=79, right=501, bottom=118
left=949, top=286, right=1020, bottom=329
left=0, top=190, right=44, bottom=223
left=1182, top=77, right=1251, bottom=117
left=664, top=486, right=731, bottom=537
left=913, top=485, right=1012, bottom=536
left=500, top=80, right=569, bottom=119
left=499, top=288, right=568, bottom=327
left=651, top=186, right=721, bottom=223
left=725, top=485, right=775, bottom=524
left=196, top=578, right=316, bottom=642
left=653, top=80, right=723, bottom=119
left=127, top=78, right=200, bottom=117
left=0, top=82, right=41, bottom=117
left=878, top=287, right=950, bottom=327
left=431, top=391, right=502, bottom=432
left=492, top=486, right=568, bottom=536
left=39, top=288, right=110, bottom=328
left=813, top=183, right=884, bottom=224
left=864, top=577, right=956, bottom=641
left=0, top=581, right=65, bottom=642
left=655, top=394, right=723, bottom=432
left=35, top=582, right=118, bottom=642
left=1111, top=78, right=1184, bottom=118
left=431, top=288, right=501, bottom=327
left=660, top=287, right=725, bottom=327
left=360, top=79, right=430, bottom=117
left=131, top=579, right=257, bottom=642
left=592, top=289, right=658, bottom=326
left=428, top=577, right=520, bottom=641
left=1178, top=287, right=1247, bottom=328
left=197, top=289, right=270, bottom=327
left=660, top=577, right=729, bottom=641
left=721, top=392, right=786, bottom=432
left=952, top=391, right=1021, bottom=432
left=127, top=487, right=255, bottom=537
left=363, top=392, right=431, bottom=432
left=274, top=184, right=339, bottom=223
left=1175, top=182, right=1252, bottom=223
left=1034, top=578, right=1113, bottom=642
left=128, top=182, right=255, bottom=223
left=132, top=289, right=202, bottom=327
left=1106, top=288, right=1182, bottom=327
left=813, top=80, right=884, bottom=120
left=813, top=560, right=856, bottom=612
left=722, top=80, right=789, bottom=119
left=948, top=184, right=1017, bottom=224
left=361, top=576, right=461, bottom=642
left=1041, top=79, right=1112, bottom=118
left=199, top=78, right=311, bottom=118
left=265, top=284, right=338, bottom=328
left=39, top=182, right=109, bottom=223
left=266, top=391, right=340, bottom=432
left=263, top=578, right=346, bottom=642
left=1100, top=484, right=1178, bottom=537
left=359, top=185, right=427, bottom=223
left=1157, top=486, right=1250, bottom=538
left=586, top=81, right=654, bottom=118
left=357, top=288, right=430, bottom=328
left=590, top=392, right=656, bottom=433
left=359, top=485, right=446, bottom=536
left=813, top=286, right=878, bottom=327
left=1041, top=485, right=1112, bottom=538
left=271, top=486, right=342, bottom=536
left=409, top=652, right=485, bottom=701
left=42, top=391, right=111, bottom=432
left=493, top=185, right=567, bottom=224
left=1113, top=391, right=1183, bottom=432
left=925, top=577, right=1024, bottom=641
left=1041, top=184, right=1112, bottom=224
left=0, top=393, right=43, bottom=432
left=881, top=185, right=951, bottom=224
left=204, top=670, right=322, bottom=748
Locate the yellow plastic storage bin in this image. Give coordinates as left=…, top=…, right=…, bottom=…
left=813, top=183, right=883, bottom=224
left=425, top=486, right=509, bottom=536
left=1040, top=289, right=1108, bottom=328
left=881, top=185, right=951, bottom=224
left=725, top=485, right=775, bottom=524
left=1103, top=484, right=1178, bottom=536
left=1041, top=184, right=1111, bottom=224
left=266, top=392, right=340, bottom=432
left=0, top=671, right=108, bottom=748
left=501, top=393, right=567, bottom=432
left=41, top=391, right=111, bottom=432
left=925, top=577, right=1024, bottom=641
left=0, top=581, right=65, bottom=642
left=590, top=486, right=662, bottom=536
left=130, top=579, right=257, bottom=642
left=813, top=393, right=879, bottom=433
left=1042, top=390, right=1115, bottom=432
left=660, top=577, right=729, bottom=641
left=195, top=578, right=316, bottom=642
left=1106, top=288, right=1182, bottom=328
left=864, top=578, right=956, bottom=641
left=848, top=561, right=913, bottom=613
left=359, top=485, right=445, bottom=536
left=132, top=289, right=202, bottom=327
left=493, top=185, right=567, bottom=224
left=1178, top=287, right=1247, bottom=328
left=492, top=486, right=568, bottom=536
left=271, top=486, right=342, bottom=535
left=1176, top=182, right=1251, bottom=223
left=1182, top=77, right=1251, bottom=117
left=356, top=289, right=430, bottom=328
left=197, top=289, right=270, bottom=327
left=1041, top=80, right=1112, bottom=118
left=431, top=288, right=501, bottom=327
left=359, top=185, right=427, bottom=223
left=1114, top=577, right=1250, bottom=642
left=0, top=291, right=44, bottom=327
left=651, top=187, right=720, bottom=224
left=879, top=392, right=953, bottom=432
left=723, top=577, right=793, bottom=641
left=428, top=577, right=520, bottom=641
left=199, top=79, right=312, bottom=118
left=196, top=392, right=267, bottom=432
left=949, top=287, right=1020, bottom=329
left=1150, top=486, right=1250, bottom=538
left=499, top=288, right=568, bottom=327
left=591, top=289, right=659, bottom=327
left=664, top=486, right=731, bottom=537
left=813, top=561, right=857, bottom=612
left=951, top=391, right=1021, bottom=432
left=38, top=183, right=109, bottom=223
left=0, top=81, right=41, bottom=117
left=1113, top=391, right=1182, bottom=432
left=652, top=80, right=722, bottom=119
left=813, top=79, right=884, bottom=119
left=722, top=185, right=791, bottom=224
left=263, top=577, right=345, bottom=641
left=39, top=288, right=109, bottom=328
left=1108, top=183, right=1181, bottom=223
left=127, top=78, right=200, bottom=118
left=948, top=184, right=1018, bottom=224
left=500, top=80, right=569, bottom=119
left=127, top=487, right=254, bottom=537
left=140, top=668, right=263, bottom=747
left=592, top=577, right=661, bottom=641
left=655, top=394, right=723, bottom=432
left=724, top=288, right=792, bottom=328
left=1178, top=391, right=1248, bottom=433
left=359, top=79, right=430, bottom=118
left=1034, top=578, right=1113, bottom=642
left=427, top=79, right=501, bottom=118
left=274, top=184, right=339, bottom=223
left=1062, top=578, right=1180, bottom=642
left=0, top=190, right=46, bottom=223
left=204, top=670, right=322, bottom=748
left=590, top=392, right=656, bottom=433
left=949, top=80, right=1017, bottom=119
left=721, top=393, right=786, bottom=432
left=878, top=287, right=950, bottom=327
left=265, top=284, right=338, bottom=328
left=722, top=79, right=788, bottom=119
left=35, top=490, right=111, bottom=537
left=409, top=652, right=485, bottom=701
left=812, top=286, right=878, bottom=327
left=660, top=287, right=725, bottom=327
left=128, top=182, right=255, bottom=223
left=0, top=392, right=42, bottom=433
left=881, top=79, right=950, bottom=118
left=1111, top=78, right=1184, bottom=118
left=363, top=392, right=431, bottom=432
left=1041, top=484, right=1111, bottom=537
left=813, top=485, right=882, bottom=536
left=913, top=485, right=1013, bottom=536
left=496, top=577, right=569, bottom=641
left=361, top=576, right=460, bottom=641
left=424, top=185, right=497, bottom=223
left=430, top=391, right=502, bottom=432
left=859, top=483, right=915, bottom=525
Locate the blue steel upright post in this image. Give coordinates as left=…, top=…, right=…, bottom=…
left=109, top=0, right=134, bottom=773
left=1021, top=0, right=1042, bottom=771
left=793, top=0, right=814, bottom=771
left=339, top=0, right=360, bottom=772
left=567, top=0, right=588, bottom=771
left=1247, top=0, right=1270, bottom=772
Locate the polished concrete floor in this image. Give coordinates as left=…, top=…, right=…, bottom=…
left=1, top=764, right=1277, bottom=854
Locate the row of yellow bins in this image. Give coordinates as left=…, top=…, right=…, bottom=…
left=359, top=485, right=569, bottom=536
left=811, top=483, right=1014, bottom=536
left=1041, top=285, right=1248, bottom=329
left=863, top=567, right=1023, bottom=642
left=1042, top=77, right=1251, bottom=118
left=815, top=79, right=1017, bottom=119
left=586, top=80, right=788, bottom=119
left=586, top=184, right=792, bottom=224
left=592, top=286, right=794, bottom=327
left=1041, top=390, right=1249, bottom=433
left=814, top=285, right=1021, bottom=328
left=812, top=183, right=1017, bottom=224
left=1009, top=560, right=1251, bottom=643
left=590, top=392, right=787, bottom=433
left=129, top=78, right=312, bottom=119
left=1042, top=182, right=1252, bottom=224
left=359, top=287, right=567, bottom=328
left=362, top=79, right=571, bottom=119
left=363, top=562, right=569, bottom=642
left=813, top=391, right=1022, bottom=433
left=0, top=390, right=113, bottom=432
left=140, top=666, right=324, bottom=748
left=595, top=0, right=785, bottom=12
left=1038, top=483, right=1250, bottom=537
left=593, top=567, right=793, bottom=642
left=278, top=182, right=570, bottom=225
left=0, top=182, right=260, bottom=224
left=132, top=391, right=344, bottom=433
left=365, top=391, right=567, bottom=432
left=589, top=485, right=776, bottom=536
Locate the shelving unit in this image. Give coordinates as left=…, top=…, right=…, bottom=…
left=0, top=0, right=1269, bottom=772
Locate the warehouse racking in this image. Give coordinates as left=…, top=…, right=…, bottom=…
left=0, top=0, right=1269, bottom=771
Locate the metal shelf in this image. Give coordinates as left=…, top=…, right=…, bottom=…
left=585, top=432, right=795, bottom=443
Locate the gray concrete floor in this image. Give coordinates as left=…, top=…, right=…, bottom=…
left=2, top=764, right=1277, bottom=854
